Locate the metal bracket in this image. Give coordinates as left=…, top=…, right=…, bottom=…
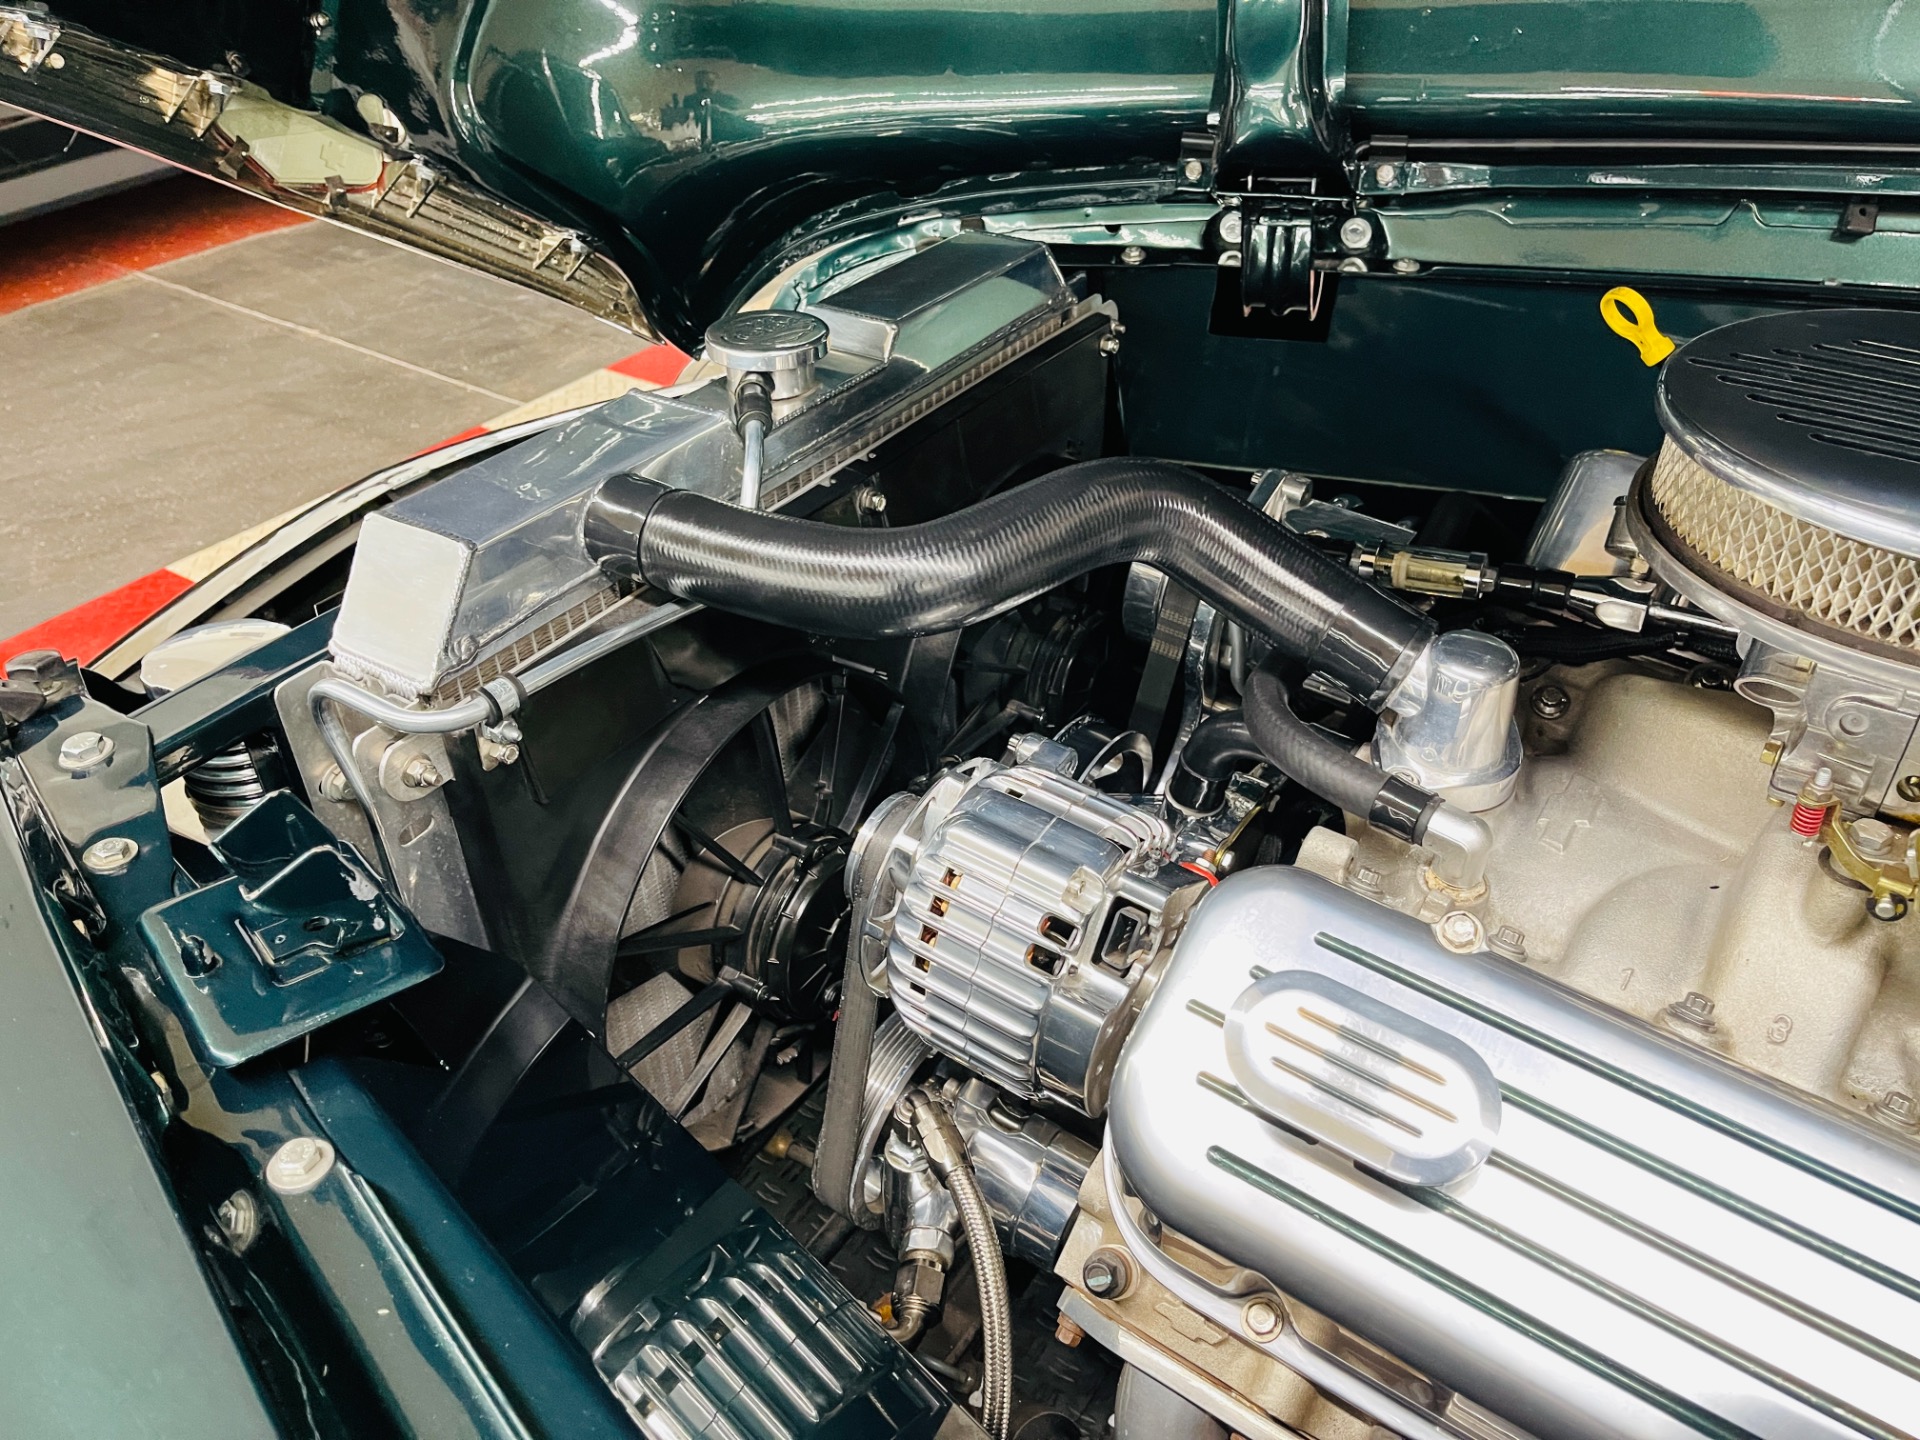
left=139, top=791, right=442, bottom=1066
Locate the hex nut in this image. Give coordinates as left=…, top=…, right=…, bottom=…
left=1665, top=991, right=1718, bottom=1034
left=215, top=1190, right=261, bottom=1253
left=81, top=835, right=139, bottom=875
left=1053, top=1315, right=1085, bottom=1347
left=315, top=765, right=353, bottom=803
left=57, top=730, right=114, bottom=773
left=265, top=1136, right=336, bottom=1195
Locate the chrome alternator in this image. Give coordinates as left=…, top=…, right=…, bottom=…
left=847, top=736, right=1199, bottom=1116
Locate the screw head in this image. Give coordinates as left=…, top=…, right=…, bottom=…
left=56, top=730, right=114, bottom=773
left=1242, top=1298, right=1282, bottom=1339
left=1391, top=257, right=1420, bottom=275
left=1530, top=684, right=1571, bottom=720
left=1119, top=245, right=1146, bottom=266
left=856, top=486, right=888, bottom=514
left=265, top=1136, right=336, bottom=1195
left=1338, top=216, right=1374, bottom=251
left=81, top=835, right=139, bottom=875
left=1181, top=157, right=1205, bottom=183
left=1374, top=162, right=1398, bottom=186
left=1218, top=210, right=1243, bottom=246
left=308, top=10, right=330, bottom=30
left=1098, top=332, right=1122, bottom=356
left=1899, top=775, right=1920, bottom=803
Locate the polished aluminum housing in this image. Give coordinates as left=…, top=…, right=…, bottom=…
left=1108, top=866, right=1920, bottom=1440
left=328, top=235, right=1091, bottom=701
left=852, top=741, right=1186, bottom=1116
left=1374, top=629, right=1522, bottom=811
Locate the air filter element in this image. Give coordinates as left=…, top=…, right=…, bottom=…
left=1637, top=309, right=1920, bottom=664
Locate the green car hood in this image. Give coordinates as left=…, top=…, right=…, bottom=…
left=2, top=1, right=1919, bottom=345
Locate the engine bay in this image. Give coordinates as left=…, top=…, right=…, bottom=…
left=10, top=233, right=1920, bottom=1440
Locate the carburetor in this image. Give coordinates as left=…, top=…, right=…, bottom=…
left=847, top=734, right=1202, bottom=1116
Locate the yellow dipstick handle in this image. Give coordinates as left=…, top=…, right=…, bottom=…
left=1601, top=286, right=1675, bottom=367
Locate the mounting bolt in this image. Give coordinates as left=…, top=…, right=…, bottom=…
left=1181, top=157, right=1206, bottom=183
left=1082, top=1248, right=1132, bottom=1300
left=57, top=730, right=114, bottom=774
left=1338, top=216, right=1375, bottom=251
left=1851, top=818, right=1901, bottom=862
left=1391, top=257, right=1420, bottom=275
left=1374, top=162, right=1398, bottom=186
left=1098, top=331, right=1122, bottom=356
left=81, top=835, right=139, bottom=875
left=400, top=755, right=444, bottom=790
left=308, top=10, right=330, bottom=30
left=1435, top=910, right=1483, bottom=953
left=265, top=1136, right=336, bottom=1195
left=855, top=486, right=888, bottom=514
left=1872, top=1089, right=1920, bottom=1129
left=1119, top=245, right=1146, bottom=266
left=315, top=765, right=353, bottom=802
left=1869, top=892, right=1910, bottom=923
left=1665, top=991, right=1718, bottom=1034
left=1218, top=210, right=1243, bottom=246
left=1053, top=1315, right=1085, bottom=1348
left=1530, top=684, right=1570, bottom=720
left=214, top=1190, right=260, bottom=1253
left=1241, top=1298, right=1282, bottom=1339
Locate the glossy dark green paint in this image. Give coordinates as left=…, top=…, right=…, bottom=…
left=1101, top=263, right=1817, bottom=498
left=310, top=0, right=1920, bottom=343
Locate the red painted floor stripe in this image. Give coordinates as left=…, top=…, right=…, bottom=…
left=608, top=344, right=691, bottom=387
left=413, top=424, right=491, bottom=458
left=0, top=173, right=309, bottom=317
left=0, top=568, right=194, bottom=668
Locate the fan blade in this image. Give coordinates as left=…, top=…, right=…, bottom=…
left=753, top=710, right=794, bottom=833
left=610, top=979, right=732, bottom=1071
left=671, top=814, right=764, bottom=886
left=617, top=923, right=743, bottom=959
left=839, top=699, right=905, bottom=830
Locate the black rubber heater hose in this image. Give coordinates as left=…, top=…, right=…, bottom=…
left=587, top=459, right=1433, bottom=708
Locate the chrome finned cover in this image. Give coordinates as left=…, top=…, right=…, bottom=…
left=1108, top=866, right=1920, bottom=1440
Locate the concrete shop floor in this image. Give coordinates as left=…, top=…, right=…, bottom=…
left=0, top=175, right=648, bottom=642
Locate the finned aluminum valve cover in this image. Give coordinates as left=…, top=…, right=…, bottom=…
left=1108, top=866, right=1920, bottom=1440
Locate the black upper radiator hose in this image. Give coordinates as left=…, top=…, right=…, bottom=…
left=587, top=459, right=1433, bottom=708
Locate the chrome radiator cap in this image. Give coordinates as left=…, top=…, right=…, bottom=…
left=1107, top=866, right=1920, bottom=1440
